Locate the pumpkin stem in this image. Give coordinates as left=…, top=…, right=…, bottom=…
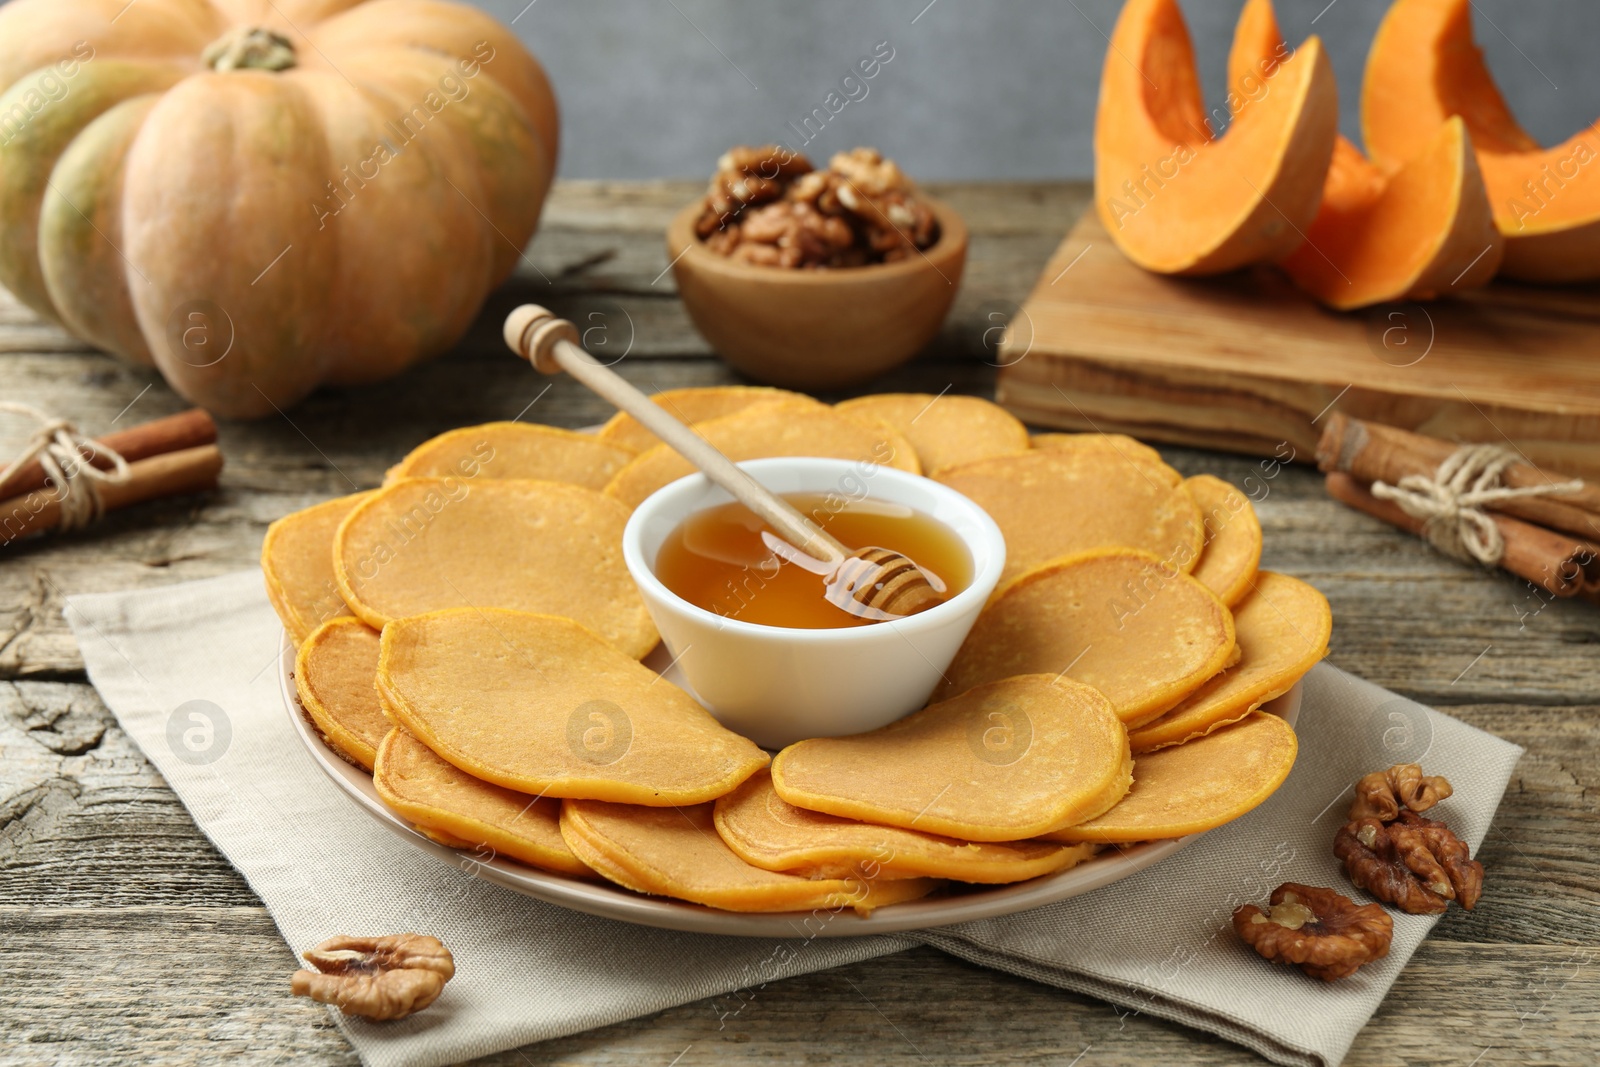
left=204, top=27, right=297, bottom=72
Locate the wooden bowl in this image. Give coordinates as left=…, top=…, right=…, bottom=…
left=666, top=198, right=968, bottom=390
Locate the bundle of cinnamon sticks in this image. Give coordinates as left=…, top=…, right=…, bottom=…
left=0, top=408, right=223, bottom=546
left=1318, top=413, right=1600, bottom=603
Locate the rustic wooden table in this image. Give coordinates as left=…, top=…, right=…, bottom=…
left=2, top=182, right=1596, bottom=1067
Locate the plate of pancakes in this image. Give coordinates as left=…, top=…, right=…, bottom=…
left=266, top=387, right=1331, bottom=937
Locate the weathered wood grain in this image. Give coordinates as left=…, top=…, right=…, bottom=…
left=1, top=180, right=1596, bottom=1067
left=1, top=914, right=1594, bottom=1067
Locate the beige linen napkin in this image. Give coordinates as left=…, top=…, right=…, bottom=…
left=67, top=572, right=1522, bottom=1067
left=920, top=665, right=1523, bottom=1067
left=66, top=572, right=915, bottom=1067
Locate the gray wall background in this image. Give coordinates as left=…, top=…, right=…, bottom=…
left=474, top=0, right=1599, bottom=180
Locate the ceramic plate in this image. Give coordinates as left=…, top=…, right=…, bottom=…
left=281, top=631, right=1301, bottom=938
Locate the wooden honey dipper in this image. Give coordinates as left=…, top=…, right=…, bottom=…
left=504, top=304, right=944, bottom=621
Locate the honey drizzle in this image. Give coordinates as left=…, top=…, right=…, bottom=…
left=654, top=492, right=971, bottom=629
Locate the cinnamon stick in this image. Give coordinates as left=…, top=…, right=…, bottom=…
left=0, top=408, right=217, bottom=500
left=1318, top=413, right=1600, bottom=542
left=0, top=444, right=224, bottom=546
left=1325, top=472, right=1596, bottom=598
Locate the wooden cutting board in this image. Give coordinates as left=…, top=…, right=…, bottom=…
left=996, top=213, right=1600, bottom=480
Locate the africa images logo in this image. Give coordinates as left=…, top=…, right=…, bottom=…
left=166, top=700, right=232, bottom=766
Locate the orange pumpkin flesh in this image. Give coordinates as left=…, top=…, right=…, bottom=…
left=1363, top=0, right=1600, bottom=282
left=1282, top=125, right=1502, bottom=308
left=0, top=0, right=557, bottom=418
left=1095, top=0, right=1338, bottom=275
left=1232, top=0, right=1501, bottom=309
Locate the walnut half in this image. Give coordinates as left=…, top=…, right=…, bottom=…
left=1334, top=810, right=1484, bottom=914
left=290, top=933, right=455, bottom=1021
left=1234, top=883, right=1394, bottom=981
left=1348, top=763, right=1453, bottom=822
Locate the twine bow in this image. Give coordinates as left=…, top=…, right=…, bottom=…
left=1370, top=443, right=1583, bottom=565
left=0, top=402, right=132, bottom=531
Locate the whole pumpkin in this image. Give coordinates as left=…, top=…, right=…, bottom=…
left=0, top=0, right=558, bottom=418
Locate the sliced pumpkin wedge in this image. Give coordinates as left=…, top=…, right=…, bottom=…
left=1277, top=123, right=1502, bottom=308
left=1094, top=0, right=1338, bottom=275
left=1231, top=0, right=1502, bottom=308
left=1363, top=0, right=1600, bottom=282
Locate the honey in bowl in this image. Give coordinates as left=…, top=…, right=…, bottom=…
left=654, top=492, right=972, bottom=629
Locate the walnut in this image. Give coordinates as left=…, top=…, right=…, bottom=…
left=1233, top=882, right=1393, bottom=981
left=857, top=193, right=939, bottom=262
left=696, top=145, right=938, bottom=267
left=828, top=147, right=911, bottom=200
left=1334, top=810, right=1484, bottom=914
left=703, top=225, right=741, bottom=256
left=1349, top=763, right=1453, bottom=822
left=290, top=933, right=455, bottom=1021
left=695, top=145, right=813, bottom=238
left=788, top=169, right=846, bottom=214
left=731, top=201, right=857, bottom=269
left=828, top=148, right=939, bottom=259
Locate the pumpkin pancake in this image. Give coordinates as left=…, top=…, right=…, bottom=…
left=715, top=770, right=1098, bottom=883
left=414, top=825, right=479, bottom=849
left=374, top=728, right=592, bottom=877
left=934, top=449, right=1202, bottom=582
left=1030, top=432, right=1171, bottom=475
left=377, top=609, right=768, bottom=806
left=334, top=478, right=657, bottom=659
left=262, top=491, right=371, bottom=644
left=1129, top=572, right=1330, bottom=753
left=835, top=394, right=1029, bottom=474
left=603, top=399, right=921, bottom=509
left=294, top=618, right=388, bottom=771
left=771, top=675, right=1131, bottom=842
left=386, top=422, right=634, bottom=490
left=597, top=386, right=811, bottom=454
left=1186, top=474, right=1262, bottom=606
left=1047, top=712, right=1298, bottom=843
left=939, top=549, right=1235, bottom=726
left=559, top=799, right=939, bottom=914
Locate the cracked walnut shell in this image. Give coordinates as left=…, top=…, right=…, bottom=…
left=1335, top=810, right=1484, bottom=914
left=1348, top=763, right=1453, bottom=822
left=1234, top=882, right=1393, bottom=981
left=290, top=933, right=455, bottom=1021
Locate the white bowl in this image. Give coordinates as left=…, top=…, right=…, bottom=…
left=622, top=457, right=1006, bottom=749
